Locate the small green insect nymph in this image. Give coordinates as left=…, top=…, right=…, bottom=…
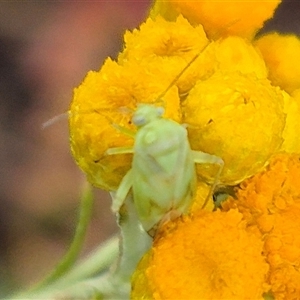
left=108, top=103, right=224, bottom=235
left=43, top=42, right=224, bottom=236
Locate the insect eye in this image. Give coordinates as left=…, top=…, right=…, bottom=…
left=132, top=114, right=146, bottom=126
left=132, top=104, right=164, bottom=127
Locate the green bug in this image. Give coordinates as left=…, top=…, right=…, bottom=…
left=43, top=44, right=224, bottom=236
left=108, top=103, right=224, bottom=235
left=106, top=43, right=224, bottom=235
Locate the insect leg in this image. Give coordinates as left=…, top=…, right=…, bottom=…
left=110, top=169, right=133, bottom=213
left=192, top=150, right=223, bottom=166
left=106, top=146, right=134, bottom=155
left=105, top=123, right=135, bottom=155
left=111, top=123, right=136, bottom=138
left=192, top=150, right=224, bottom=209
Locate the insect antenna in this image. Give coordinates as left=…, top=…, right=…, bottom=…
left=155, top=18, right=241, bottom=105
left=42, top=107, right=126, bottom=130
left=42, top=112, right=70, bottom=129
left=155, top=41, right=211, bottom=105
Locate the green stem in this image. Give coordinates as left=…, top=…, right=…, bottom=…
left=27, top=274, right=115, bottom=300
left=17, top=236, right=119, bottom=299
left=28, top=182, right=94, bottom=292
left=47, top=235, right=119, bottom=288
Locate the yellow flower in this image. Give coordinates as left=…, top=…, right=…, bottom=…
left=150, top=0, right=281, bottom=39
left=70, top=15, right=288, bottom=190
left=255, top=33, right=300, bottom=94
left=118, top=15, right=212, bottom=94
left=211, top=36, right=268, bottom=78
left=69, top=57, right=180, bottom=190
left=222, top=154, right=300, bottom=216
left=69, top=16, right=215, bottom=190
left=131, top=209, right=269, bottom=299
left=222, top=153, right=300, bottom=299
left=183, top=71, right=286, bottom=185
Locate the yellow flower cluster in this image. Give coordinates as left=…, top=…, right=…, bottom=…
left=132, top=153, right=300, bottom=299
left=222, top=153, right=300, bottom=299
left=68, top=0, right=300, bottom=298
left=69, top=0, right=292, bottom=190
left=70, top=16, right=208, bottom=190
left=132, top=210, right=269, bottom=299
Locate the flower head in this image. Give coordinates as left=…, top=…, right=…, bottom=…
left=70, top=13, right=288, bottom=190
left=70, top=57, right=180, bottom=190
left=69, top=16, right=212, bottom=190
left=119, top=15, right=211, bottom=94
left=255, top=33, right=300, bottom=94
left=150, top=0, right=281, bottom=39
left=183, top=71, right=286, bottom=184
left=131, top=209, right=269, bottom=299
left=210, top=36, right=268, bottom=78
left=222, top=153, right=300, bottom=299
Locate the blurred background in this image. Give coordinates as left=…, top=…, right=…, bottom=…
left=0, top=1, right=151, bottom=296
left=0, top=0, right=299, bottom=297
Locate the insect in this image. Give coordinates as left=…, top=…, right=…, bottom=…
left=107, top=103, right=224, bottom=235
left=97, top=40, right=226, bottom=235
left=43, top=44, right=224, bottom=236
